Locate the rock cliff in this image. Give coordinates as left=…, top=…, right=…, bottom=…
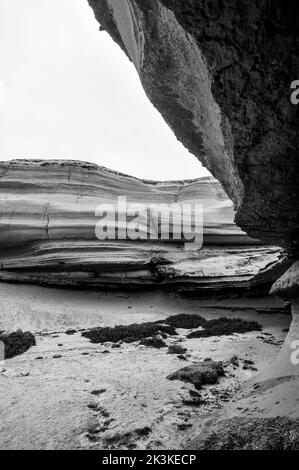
left=0, top=159, right=281, bottom=292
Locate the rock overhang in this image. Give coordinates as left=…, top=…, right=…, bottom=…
left=87, top=0, right=299, bottom=253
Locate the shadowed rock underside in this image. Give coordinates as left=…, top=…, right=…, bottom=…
left=88, top=0, right=299, bottom=252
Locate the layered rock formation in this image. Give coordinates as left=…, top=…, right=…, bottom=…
left=0, top=159, right=281, bottom=292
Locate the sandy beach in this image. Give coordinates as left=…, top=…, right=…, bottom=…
left=0, top=282, right=290, bottom=449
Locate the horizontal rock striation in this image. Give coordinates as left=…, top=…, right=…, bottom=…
left=0, top=159, right=282, bottom=291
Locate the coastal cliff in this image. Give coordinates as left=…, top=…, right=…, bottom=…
left=0, top=159, right=281, bottom=292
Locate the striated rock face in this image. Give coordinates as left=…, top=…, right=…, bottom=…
left=87, top=0, right=299, bottom=252
left=0, top=159, right=282, bottom=291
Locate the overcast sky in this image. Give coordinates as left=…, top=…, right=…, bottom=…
left=0, top=0, right=210, bottom=180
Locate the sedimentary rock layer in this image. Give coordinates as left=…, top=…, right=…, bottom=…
left=87, top=0, right=299, bottom=252
left=0, top=159, right=281, bottom=291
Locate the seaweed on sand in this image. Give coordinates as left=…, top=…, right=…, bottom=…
left=0, top=330, right=36, bottom=359
left=187, top=317, right=262, bottom=339
left=193, top=417, right=299, bottom=450
left=82, top=322, right=177, bottom=344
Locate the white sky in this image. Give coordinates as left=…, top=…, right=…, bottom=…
left=0, top=0, right=210, bottom=180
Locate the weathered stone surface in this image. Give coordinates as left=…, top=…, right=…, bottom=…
left=270, top=261, right=299, bottom=299
left=269, top=262, right=299, bottom=377
left=167, top=360, right=225, bottom=389
left=87, top=0, right=299, bottom=252
left=0, top=159, right=281, bottom=291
